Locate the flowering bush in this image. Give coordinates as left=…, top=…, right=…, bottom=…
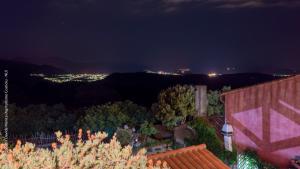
left=0, top=130, right=168, bottom=169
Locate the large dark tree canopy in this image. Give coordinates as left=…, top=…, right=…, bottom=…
left=152, top=85, right=195, bottom=128
left=77, top=100, right=151, bottom=136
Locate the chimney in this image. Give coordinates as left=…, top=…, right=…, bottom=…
left=195, top=85, right=208, bottom=116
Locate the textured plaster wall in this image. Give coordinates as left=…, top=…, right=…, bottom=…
left=224, top=75, right=300, bottom=168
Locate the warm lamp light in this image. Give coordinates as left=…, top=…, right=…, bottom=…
left=208, top=72, right=217, bottom=77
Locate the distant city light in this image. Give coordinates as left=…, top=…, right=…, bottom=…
left=30, top=73, right=45, bottom=77
left=272, top=74, right=291, bottom=77
left=226, top=67, right=236, bottom=71
left=145, top=70, right=180, bottom=76
left=30, top=73, right=109, bottom=83
left=145, top=68, right=192, bottom=75
left=208, top=72, right=218, bottom=77
left=176, top=68, right=191, bottom=74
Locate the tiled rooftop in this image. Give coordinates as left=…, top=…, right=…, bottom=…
left=148, top=144, right=230, bottom=169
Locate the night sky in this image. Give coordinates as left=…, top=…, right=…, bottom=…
left=1, top=0, right=300, bottom=73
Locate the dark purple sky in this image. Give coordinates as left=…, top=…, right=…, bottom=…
left=1, top=0, right=300, bottom=73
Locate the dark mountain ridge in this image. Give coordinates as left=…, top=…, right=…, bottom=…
left=0, top=60, right=281, bottom=108
left=0, top=59, right=65, bottom=75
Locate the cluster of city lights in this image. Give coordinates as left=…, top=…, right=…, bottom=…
left=208, top=72, right=222, bottom=77
left=145, top=70, right=180, bottom=76
left=30, top=73, right=109, bottom=83
left=272, top=74, right=292, bottom=77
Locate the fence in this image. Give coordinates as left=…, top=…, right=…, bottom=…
left=9, top=132, right=77, bottom=148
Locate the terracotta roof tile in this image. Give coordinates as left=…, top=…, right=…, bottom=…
left=148, top=144, right=230, bottom=169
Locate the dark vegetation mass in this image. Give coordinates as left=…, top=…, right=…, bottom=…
left=1, top=60, right=280, bottom=166
left=0, top=60, right=279, bottom=137
left=0, top=59, right=279, bottom=108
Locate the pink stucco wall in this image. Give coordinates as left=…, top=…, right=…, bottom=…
left=224, top=75, right=300, bottom=168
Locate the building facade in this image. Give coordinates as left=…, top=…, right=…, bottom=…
left=223, top=75, right=300, bottom=167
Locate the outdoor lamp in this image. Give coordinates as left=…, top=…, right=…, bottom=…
left=222, top=122, right=233, bottom=151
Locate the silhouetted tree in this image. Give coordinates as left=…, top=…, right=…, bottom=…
left=77, top=101, right=150, bottom=136
left=139, top=121, right=157, bottom=143
left=152, top=85, right=195, bottom=128
left=207, top=86, right=231, bottom=116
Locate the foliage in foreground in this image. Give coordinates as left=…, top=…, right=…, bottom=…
left=0, top=135, right=5, bottom=144
left=4, top=101, right=150, bottom=137
left=0, top=130, right=168, bottom=169
left=238, top=150, right=277, bottom=169
left=77, top=101, right=151, bottom=136
left=1, top=104, right=76, bottom=136
left=152, top=85, right=195, bottom=128
left=139, top=121, right=157, bottom=143
left=116, top=128, right=133, bottom=146
left=186, top=117, right=237, bottom=165
left=207, top=86, right=231, bottom=116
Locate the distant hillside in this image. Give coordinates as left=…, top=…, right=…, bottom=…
left=104, top=72, right=278, bottom=90
left=11, top=56, right=97, bottom=73
left=0, top=60, right=284, bottom=108
left=100, top=72, right=279, bottom=106
left=0, top=69, right=281, bottom=109
left=0, top=59, right=65, bottom=76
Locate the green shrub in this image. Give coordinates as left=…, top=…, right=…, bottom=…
left=1, top=104, right=76, bottom=136
left=238, top=150, right=277, bottom=169
left=187, top=117, right=237, bottom=165
left=143, top=138, right=160, bottom=147
left=116, top=128, right=133, bottom=146
left=77, top=101, right=151, bottom=136
left=172, top=143, right=185, bottom=150
left=152, top=85, right=195, bottom=129
left=139, top=121, right=157, bottom=143
left=207, top=86, right=231, bottom=116
left=0, top=135, right=5, bottom=144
